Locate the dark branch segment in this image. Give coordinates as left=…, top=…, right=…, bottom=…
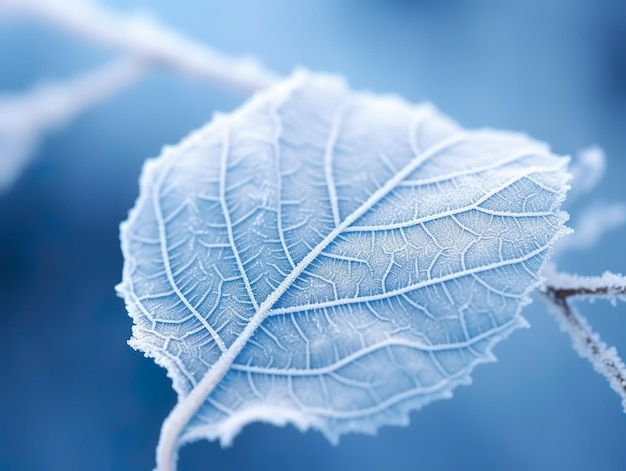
left=546, top=284, right=626, bottom=300
left=542, top=280, right=626, bottom=411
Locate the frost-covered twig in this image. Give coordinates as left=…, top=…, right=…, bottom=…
left=0, top=0, right=278, bottom=91
left=543, top=269, right=626, bottom=303
left=541, top=268, right=626, bottom=412
left=0, top=57, right=147, bottom=190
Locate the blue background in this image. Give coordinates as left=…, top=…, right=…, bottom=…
left=1, top=1, right=625, bottom=470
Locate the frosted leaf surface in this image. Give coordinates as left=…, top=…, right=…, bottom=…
left=118, top=71, right=570, bottom=449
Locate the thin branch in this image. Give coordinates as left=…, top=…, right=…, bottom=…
left=0, top=57, right=147, bottom=190
left=541, top=268, right=626, bottom=412
left=543, top=268, right=626, bottom=304
left=0, top=0, right=279, bottom=91
left=547, top=284, right=626, bottom=300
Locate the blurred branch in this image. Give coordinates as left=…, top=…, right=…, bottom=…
left=0, top=0, right=281, bottom=189
left=541, top=267, right=626, bottom=412
left=0, top=57, right=147, bottom=190
left=552, top=146, right=625, bottom=260
left=0, top=0, right=279, bottom=91
left=553, top=202, right=626, bottom=257
left=567, top=146, right=606, bottom=204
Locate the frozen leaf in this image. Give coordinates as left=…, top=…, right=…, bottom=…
left=117, top=70, right=570, bottom=469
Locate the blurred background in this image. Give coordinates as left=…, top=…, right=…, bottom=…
left=1, top=0, right=625, bottom=470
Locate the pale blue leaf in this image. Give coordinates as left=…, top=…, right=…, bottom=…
left=117, top=71, right=570, bottom=455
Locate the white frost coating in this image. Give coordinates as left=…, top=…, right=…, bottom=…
left=543, top=264, right=626, bottom=305
left=553, top=202, right=626, bottom=257
left=546, top=298, right=626, bottom=414
left=0, top=0, right=278, bottom=91
left=0, top=57, right=146, bottom=190
left=542, top=265, right=626, bottom=411
left=118, top=71, right=570, bottom=471
left=567, top=146, right=606, bottom=203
